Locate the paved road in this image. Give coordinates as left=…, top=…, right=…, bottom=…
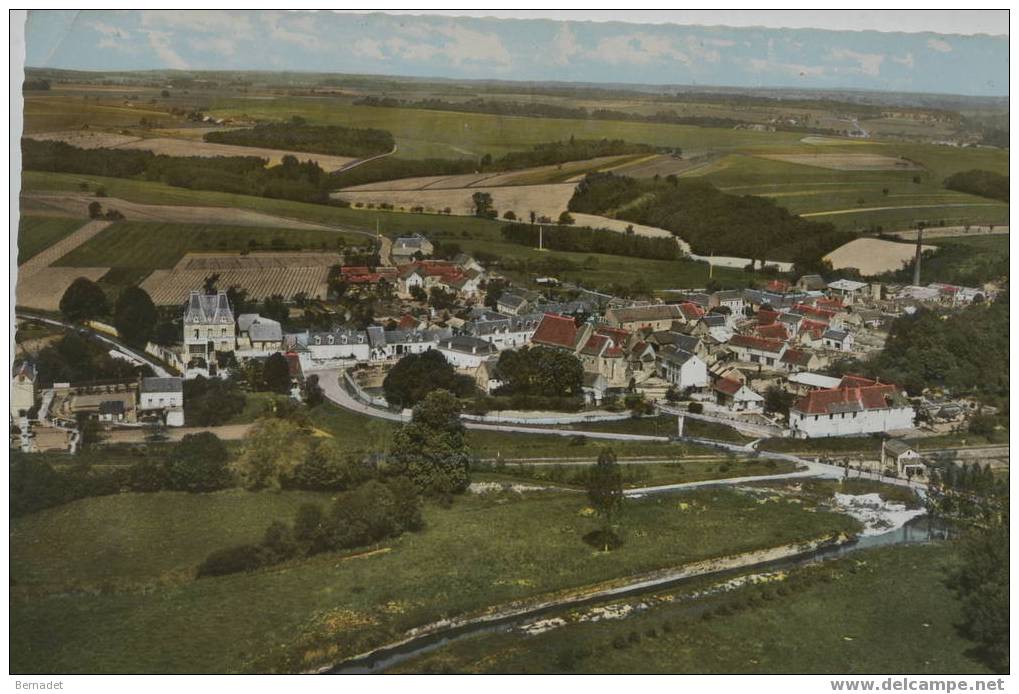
left=17, top=312, right=173, bottom=377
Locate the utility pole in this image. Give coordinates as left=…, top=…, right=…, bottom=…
left=538, top=225, right=543, bottom=251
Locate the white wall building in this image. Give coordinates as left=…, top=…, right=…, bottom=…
left=657, top=346, right=709, bottom=390
left=789, top=376, right=915, bottom=438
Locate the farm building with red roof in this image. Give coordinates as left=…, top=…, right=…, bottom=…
left=789, top=375, right=914, bottom=438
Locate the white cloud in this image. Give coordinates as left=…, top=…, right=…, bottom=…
left=353, top=38, right=386, bottom=61
left=827, top=48, right=884, bottom=76
left=375, top=23, right=512, bottom=68
left=145, top=31, right=188, bottom=69
left=748, top=58, right=825, bottom=78
left=142, top=10, right=252, bottom=39
left=260, top=12, right=326, bottom=52
left=90, top=20, right=130, bottom=39
left=891, top=52, right=915, bottom=69
left=927, top=37, right=953, bottom=53
left=189, top=36, right=236, bottom=57
left=683, top=36, right=722, bottom=64
left=550, top=24, right=583, bottom=66
left=594, top=33, right=689, bottom=65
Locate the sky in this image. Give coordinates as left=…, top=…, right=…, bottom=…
left=22, top=10, right=1010, bottom=96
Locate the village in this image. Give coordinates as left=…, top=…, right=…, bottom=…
left=12, top=227, right=997, bottom=481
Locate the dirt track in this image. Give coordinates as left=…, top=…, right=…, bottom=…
left=15, top=219, right=111, bottom=311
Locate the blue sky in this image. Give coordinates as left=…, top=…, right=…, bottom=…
left=24, top=10, right=1009, bottom=96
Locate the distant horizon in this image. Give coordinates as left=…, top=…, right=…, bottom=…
left=23, top=11, right=1009, bottom=97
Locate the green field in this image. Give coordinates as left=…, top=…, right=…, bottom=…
left=206, top=97, right=809, bottom=160
left=391, top=542, right=990, bottom=674
left=11, top=489, right=336, bottom=590
left=16, top=215, right=85, bottom=263
left=54, top=221, right=367, bottom=270
left=10, top=486, right=859, bottom=673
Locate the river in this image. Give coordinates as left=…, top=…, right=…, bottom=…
left=327, top=514, right=950, bottom=674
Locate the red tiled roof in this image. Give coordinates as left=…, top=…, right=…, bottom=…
left=757, top=323, right=789, bottom=340
left=713, top=377, right=743, bottom=395
left=678, top=302, right=705, bottom=320
left=398, top=314, right=419, bottom=330
left=800, top=319, right=828, bottom=339
left=793, top=375, right=900, bottom=415
left=532, top=313, right=579, bottom=349
left=756, top=309, right=780, bottom=326
left=767, top=279, right=791, bottom=293
left=580, top=333, right=610, bottom=356
left=730, top=334, right=785, bottom=353
left=595, top=326, right=631, bottom=344
left=794, top=303, right=837, bottom=320
left=781, top=348, right=812, bottom=366
left=815, top=298, right=844, bottom=310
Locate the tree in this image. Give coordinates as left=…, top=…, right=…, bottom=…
left=493, top=346, right=584, bottom=397
left=409, top=285, right=427, bottom=302
left=303, top=374, right=324, bottom=407
left=946, top=520, right=1008, bottom=673
left=165, top=432, right=232, bottom=492
left=763, top=386, right=796, bottom=418
left=558, top=211, right=575, bottom=225
left=503, top=210, right=516, bottom=220
left=233, top=418, right=311, bottom=490
left=388, top=390, right=471, bottom=496
left=428, top=286, right=457, bottom=311
left=291, top=438, right=371, bottom=491
left=59, top=277, right=108, bottom=322
left=113, top=286, right=158, bottom=348
left=585, top=448, right=624, bottom=550
left=383, top=350, right=474, bottom=409
left=88, top=201, right=102, bottom=219
left=292, top=502, right=330, bottom=555
left=471, top=191, right=495, bottom=218
left=263, top=353, right=292, bottom=394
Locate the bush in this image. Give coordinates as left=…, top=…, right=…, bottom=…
left=688, top=402, right=704, bottom=415
left=197, top=544, right=264, bottom=577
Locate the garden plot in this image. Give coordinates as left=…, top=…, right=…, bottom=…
left=25, top=130, right=143, bottom=149
left=140, top=252, right=342, bottom=305
left=754, top=153, right=921, bottom=171
left=823, top=237, right=936, bottom=276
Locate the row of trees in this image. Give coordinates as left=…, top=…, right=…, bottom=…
left=500, top=221, right=683, bottom=261
left=23, top=139, right=341, bottom=205
left=31, top=331, right=152, bottom=388
left=568, top=172, right=855, bottom=268
left=204, top=117, right=394, bottom=158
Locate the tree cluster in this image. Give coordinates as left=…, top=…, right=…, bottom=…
left=493, top=346, right=584, bottom=398
left=568, top=172, right=854, bottom=265
left=943, top=169, right=1009, bottom=203
left=33, top=331, right=153, bottom=387
left=204, top=119, right=394, bottom=158
left=197, top=477, right=421, bottom=578
left=23, top=138, right=342, bottom=205
left=382, top=350, right=476, bottom=409
left=501, top=222, right=682, bottom=261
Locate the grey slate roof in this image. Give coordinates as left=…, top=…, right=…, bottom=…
left=141, top=377, right=184, bottom=393
left=184, top=291, right=233, bottom=325
left=658, top=345, right=697, bottom=367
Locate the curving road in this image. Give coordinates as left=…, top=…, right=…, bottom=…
left=16, top=311, right=174, bottom=378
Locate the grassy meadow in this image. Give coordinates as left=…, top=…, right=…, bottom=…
left=390, top=542, right=990, bottom=674
left=10, top=486, right=859, bottom=673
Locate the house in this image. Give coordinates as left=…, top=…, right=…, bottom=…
left=604, top=304, right=684, bottom=332
left=578, top=330, right=628, bottom=388
left=236, top=314, right=284, bottom=353
left=756, top=323, right=789, bottom=341
left=496, top=291, right=533, bottom=316
left=398, top=261, right=477, bottom=299
left=379, top=328, right=448, bottom=359
left=98, top=400, right=126, bottom=422
left=657, top=346, right=709, bottom=391
left=882, top=439, right=927, bottom=478
left=787, top=371, right=842, bottom=394
left=779, top=348, right=822, bottom=373
left=822, top=329, right=854, bottom=352
left=712, top=377, right=765, bottom=413
left=788, top=375, right=914, bottom=438
left=296, top=328, right=372, bottom=362
left=463, top=312, right=541, bottom=351
left=796, top=274, right=827, bottom=292
left=728, top=335, right=787, bottom=367
left=531, top=313, right=590, bottom=353
left=452, top=253, right=485, bottom=274
left=648, top=331, right=706, bottom=360
left=391, top=233, right=434, bottom=262
left=711, top=290, right=746, bottom=322
left=183, top=291, right=236, bottom=365
left=11, top=360, right=35, bottom=417
left=139, top=377, right=184, bottom=412
left=436, top=336, right=499, bottom=369
left=827, top=279, right=869, bottom=305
